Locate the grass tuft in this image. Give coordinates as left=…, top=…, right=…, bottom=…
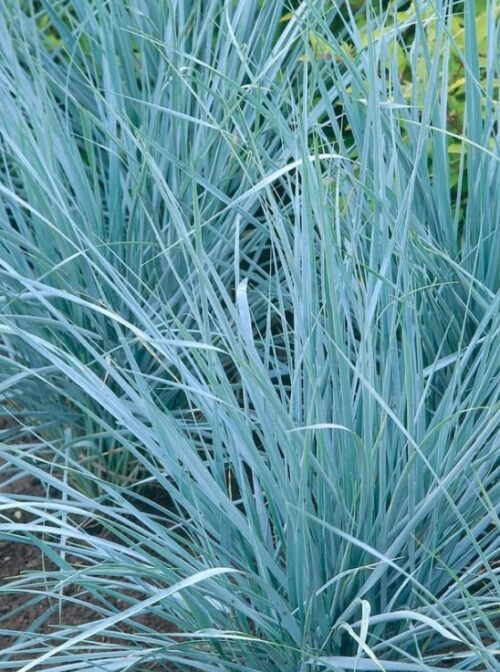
left=0, top=1, right=499, bottom=670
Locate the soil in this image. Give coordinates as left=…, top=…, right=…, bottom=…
left=0, top=468, right=111, bottom=654
left=0, top=434, right=174, bottom=668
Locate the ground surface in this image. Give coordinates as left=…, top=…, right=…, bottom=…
left=0, top=453, right=172, bottom=665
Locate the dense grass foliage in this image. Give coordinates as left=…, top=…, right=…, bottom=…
left=0, top=0, right=498, bottom=670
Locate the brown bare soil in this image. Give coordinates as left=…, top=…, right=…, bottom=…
left=0, top=451, right=174, bottom=668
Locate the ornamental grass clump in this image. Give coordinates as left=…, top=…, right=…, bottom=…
left=0, top=1, right=498, bottom=670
